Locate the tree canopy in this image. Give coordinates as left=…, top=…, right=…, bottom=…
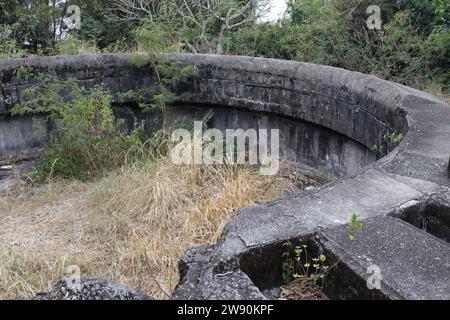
left=0, top=0, right=448, bottom=91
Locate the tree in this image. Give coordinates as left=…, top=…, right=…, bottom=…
left=0, top=0, right=68, bottom=54
left=67, top=0, right=138, bottom=50
left=108, top=0, right=270, bottom=54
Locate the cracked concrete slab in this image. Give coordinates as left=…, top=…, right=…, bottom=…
left=218, top=169, right=424, bottom=257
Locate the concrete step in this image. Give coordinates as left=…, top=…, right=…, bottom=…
left=320, top=216, right=450, bottom=300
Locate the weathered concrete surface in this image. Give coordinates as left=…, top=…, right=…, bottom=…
left=29, top=278, right=151, bottom=300
left=0, top=54, right=383, bottom=176
left=172, top=245, right=266, bottom=300
left=320, top=216, right=450, bottom=300
left=0, top=116, right=47, bottom=159
left=0, top=54, right=449, bottom=299
left=217, top=169, right=427, bottom=258
left=390, top=192, right=450, bottom=243
left=0, top=54, right=156, bottom=158
left=169, top=105, right=376, bottom=177
left=169, top=55, right=449, bottom=300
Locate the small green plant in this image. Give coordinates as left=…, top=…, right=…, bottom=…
left=371, top=144, right=385, bottom=156
left=372, top=131, right=404, bottom=157
left=384, top=132, right=404, bottom=151
left=349, top=213, right=364, bottom=241
left=281, top=241, right=329, bottom=286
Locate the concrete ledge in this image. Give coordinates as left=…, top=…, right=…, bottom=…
left=320, top=216, right=450, bottom=300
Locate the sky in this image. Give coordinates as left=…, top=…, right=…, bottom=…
left=259, top=0, right=288, bottom=22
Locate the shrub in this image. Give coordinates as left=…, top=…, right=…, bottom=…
left=0, top=24, right=27, bottom=59
left=57, top=35, right=100, bottom=56
left=11, top=76, right=149, bottom=182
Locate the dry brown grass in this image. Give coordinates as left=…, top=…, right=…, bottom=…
left=427, top=85, right=450, bottom=103
left=0, top=157, right=295, bottom=299
left=412, top=82, right=450, bottom=103
left=277, top=278, right=328, bottom=300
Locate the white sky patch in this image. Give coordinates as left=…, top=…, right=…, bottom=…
left=259, top=0, right=288, bottom=23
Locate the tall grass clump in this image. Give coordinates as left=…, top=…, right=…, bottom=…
left=56, top=35, right=100, bottom=56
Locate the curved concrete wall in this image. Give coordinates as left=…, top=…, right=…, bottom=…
left=0, top=54, right=410, bottom=176
left=0, top=54, right=155, bottom=159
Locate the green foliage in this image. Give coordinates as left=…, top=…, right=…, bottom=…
left=126, top=0, right=260, bottom=54
left=228, top=0, right=449, bottom=92
left=121, top=24, right=199, bottom=126
left=56, top=35, right=99, bottom=56
left=384, top=132, right=404, bottom=150
left=127, top=24, right=198, bottom=111
left=120, top=59, right=198, bottom=112
left=0, top=0, right=66, bottom=55
left=370, top=144, right=385, bottom=157
left=424, top=26, right=450, bottom=87
left=349, top=213, right=364, bottom=241
left=0, top=23, right=27, bottom=59
left=371, top=131, right=404, bottom=157
left=134, top=18, right=178, bottom=54
left=226, top=22, right=298, bottom=59
left=1, top=0, right=447, bottom=95
left=11, top=76, right=150, bottom=182
left=70, top=0, right=138, bottom=51
left=13, top=65, right=40, bottom=82
left=282, top=241, right=329, bottom=286
left=12, top=77, right=114, bottom=133
left=432, top=0, right=450, bottom=25
left=28, top=128, right=146, bottom=182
